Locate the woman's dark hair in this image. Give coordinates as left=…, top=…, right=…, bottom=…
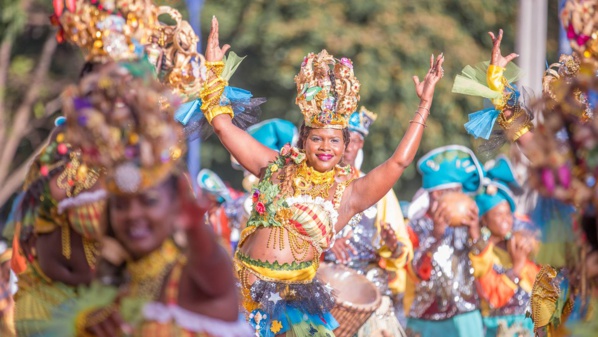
left=296, top=123, right=351, bottom=150
left=79, top=62, right=99, bottom=79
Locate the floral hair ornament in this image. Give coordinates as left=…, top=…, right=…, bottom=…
left=63, top=62, right=184, bottom=194
left=294, top=50, right=360, bottom=129
left=52, top=0, right=158, bottom=63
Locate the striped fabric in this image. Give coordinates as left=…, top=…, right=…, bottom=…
left=66, top=201, right=105, bottom=239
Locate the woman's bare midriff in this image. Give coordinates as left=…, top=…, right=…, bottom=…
left=238, top=226, right=318, bottom=286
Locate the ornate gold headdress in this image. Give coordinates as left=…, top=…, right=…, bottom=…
left=63, top=62, right=184, bottom=194
left=294, top=50, right=360, bottom=129
left=561, top=0, right=598, bottom=63
left=53, top=0, right=206, bottom=99
left=144, top=6, right=206, bottom=99
left=52, top=0, right=157, bottom=63
left=542, top=54, right=591, bottom=121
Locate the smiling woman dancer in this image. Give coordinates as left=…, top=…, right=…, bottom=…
left=200, top=17, right=445, bottom=337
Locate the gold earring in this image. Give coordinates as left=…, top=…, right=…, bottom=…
left=57, top=152, right=101, bottom=197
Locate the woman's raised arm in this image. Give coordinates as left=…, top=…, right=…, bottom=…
left=177, top=176, right=236, bottom=297
left=204, top=17, right=278, bottom=176
left=347, top=54, right=445, bottom=214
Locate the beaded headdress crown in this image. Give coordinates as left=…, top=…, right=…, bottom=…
left=52, top=0, right=157, bottom=63
left=53, top=0, right=206, bottom=99
left=294, top=50, right=360, bottom=129
left=63, top=62, right=184, bottom=194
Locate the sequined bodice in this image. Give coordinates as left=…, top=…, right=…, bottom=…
left=409, top=216, right=479, bottom=320
left=486, top=261, right=532, bottom=317
left=323, top=205, right=392, bottom=295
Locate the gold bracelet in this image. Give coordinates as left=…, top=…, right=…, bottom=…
left=510, top=122, right=534, bottom=142
left=205, top=105, right=234, bottom=125
left=418, top=106, right=430, bottom=113
left=205, top=61, right=225, bottom=77
left=409, top=120, right=427, bottom=128
left=199, top=78, right=228, bottom=111
left=496, top=107, right=524, bottom=129
left=200, top=78, right=228, bottom=96
left=415, top=110, right=427, bottom=121
left=200, top=85, right=225, bottom=103
left=200, top=91, right=226, bottom=111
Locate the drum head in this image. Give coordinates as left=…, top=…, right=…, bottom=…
left=317, top=262, right=380, bottom=308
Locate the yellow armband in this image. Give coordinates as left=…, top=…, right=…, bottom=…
left=496, top=107, right=534, bottom=142
left=205, top=60, right=225, bottom=77
left=487, top=65, right=506, bottom=91
left=204, top=105, right=234, bottom=125
left=487, top=65, right=508, bottom=109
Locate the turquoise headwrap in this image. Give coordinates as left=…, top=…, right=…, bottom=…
left=247, top=118, right=298, bottom=151
left=231, top=118, right=298, bottom=171
left=348, top=107, right=377, bottom=137
left=417, top=145, right=484, bottom=193
left=475, top=155, right=520, bottom=216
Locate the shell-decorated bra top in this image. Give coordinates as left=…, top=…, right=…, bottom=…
left=246, top=146, right=353, bottom=252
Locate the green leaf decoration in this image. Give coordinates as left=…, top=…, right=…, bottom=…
left=222, top=52, right=247, bottom=81
left=237, top=252, right=313, bottom=270
left=305, top=86, right=322, bottom=101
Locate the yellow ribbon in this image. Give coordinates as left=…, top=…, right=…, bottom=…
left=487, top=64, right=508, bottom=109
left=237, top=258, right=317, bottom=283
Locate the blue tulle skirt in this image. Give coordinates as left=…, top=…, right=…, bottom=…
left=248, top=306, right=338, bottom=337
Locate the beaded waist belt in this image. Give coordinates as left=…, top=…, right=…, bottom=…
left=234, top=251, right=317, bottom=285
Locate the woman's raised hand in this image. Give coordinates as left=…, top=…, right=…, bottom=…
left=413, top=53, right=445, bottom=104
left=205, top=16, right=231, bottom=62
left=177, top=175, right=211, bottom=230
left=489, top=29, right=518, bottom=68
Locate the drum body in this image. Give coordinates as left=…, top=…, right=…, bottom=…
left=317, top=263, right=381, bottom=337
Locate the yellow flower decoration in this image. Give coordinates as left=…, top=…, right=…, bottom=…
left=270, top=320, right=283, bottom=334
left=274, top=207, right=293, bottom=224
left=271, top=164, right=279, bottom=172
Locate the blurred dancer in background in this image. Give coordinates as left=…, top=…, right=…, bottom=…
left=324, top=106, right=410, bottom=336
left=406, top=145, right=488, bottom=337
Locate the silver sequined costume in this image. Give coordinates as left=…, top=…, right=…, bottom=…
left=324, top=205, right=397, bottom=295
left=408, top=216, right=480, bottom=320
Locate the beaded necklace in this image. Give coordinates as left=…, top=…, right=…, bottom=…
left=127, top=239, right=180, bottom=301
left=292, top=161, right=336, bottom=199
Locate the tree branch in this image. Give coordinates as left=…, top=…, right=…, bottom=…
left=0, top=148, right=39, bottom=208
left=0, top=35, right=57, bottom=185
left=0, top=0, right=33, bottom=149
left=22, top=96, right=62, bottom=135
left=0, top=38, right=13, bottom=157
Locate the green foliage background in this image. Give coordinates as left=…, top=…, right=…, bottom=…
left=199, top=0, right=560, bottom=199
left=0, top=0, right=561, bottom=205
